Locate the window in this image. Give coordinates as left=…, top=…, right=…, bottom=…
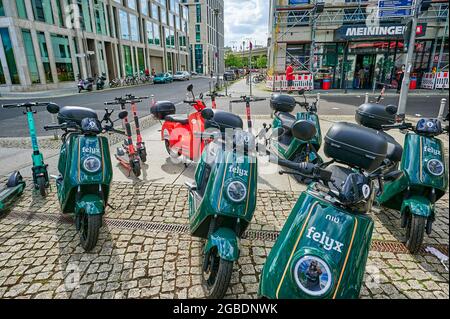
left=119, top=10, right=130, bottom=40
left=31, top=0, right=54, bottom=25
left=195, top=24, right=200, bottom=42
left=37, top=32, right=53, bottom=83
left=22, top=30, right=41, bottom=84
left=16, top=0, right=28, bottom=19
left=137, top=48, right=145, bottom=72
left=146, top=21, right=154, bottom=45
left=130, top=14, right=139, bottom=42
left=0, top=28, right=20, bottom=84
left=94, top=0, right=108, bottom=35
left=140, top=0, right=148, bottom=15
left=0, top=59, right=6, bottom=84
left=196, top=4, right=201, bottom=23
left=151, top=4, right=159, bottom=20
left=127, top=0, right=137, bottom=10
left=50, top=34, right=74, bottom=81
left=194, top=44, right=203, bottom=74
left=153, top=23, right=161, bottom=45
left=123, top=45, right=133, bottom=75
left=0, top=0, right=4, bottom=16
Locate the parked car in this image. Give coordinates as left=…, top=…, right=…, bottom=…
left=190, top=71, right=198, bottom=76
left=224, top=71, right=236, bottom=81
left=154, top=72, right=174, bottom=84
left=173, top=71, right=191, bottom=81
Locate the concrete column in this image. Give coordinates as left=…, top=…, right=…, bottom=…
left=30, top=29, right=47, bottom=85
left=8, top=26, right=32, bottom=87
left=75, top=35, right=87, bottom=78
left=114, top=42, right=121, bottom=78
left=50, top=0, right=61, bottom=27
left=0, top=35, right=12, bottom=86
left=68, top=36, right=79, bottom=80
left=25, top=0, right=35, bottom=21
left=101, top=40, right=109, bottom=81
left=119, top=44, right=126, bottom=77
left=2, top=0, right=17, bottom=17
left=44, top=32, right=59, bottom=84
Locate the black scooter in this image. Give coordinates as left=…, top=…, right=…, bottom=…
left=78, top=75, right=94, bottom=93
left=96, top=73, right=107, bottom=90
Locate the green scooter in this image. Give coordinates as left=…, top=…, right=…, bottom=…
left=262, top=89, right=322, bottom=183
left=44, top=104, right=127, bottom=252
left=378, top=116, right=448, bottom=253
left=0, top=172, right=26, bottom=213
left=259, top=121, right=402, bottom=299
left=2, top=102, right=51, bottom=196
left=185, top=108, right=257, bottom=299
left=356, top=103, right=449, bottom=253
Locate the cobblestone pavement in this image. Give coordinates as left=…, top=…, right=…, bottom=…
left=0, top=180, right=448, bottom=299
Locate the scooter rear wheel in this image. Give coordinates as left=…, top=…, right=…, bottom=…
left=405, top=214, right=426, bottom=254
left=80, top=214, right=102, bottom=252
left=36, top=176, right=46, bottom=197
left=202, top=249, right=233, bottom=299
left=139, top=149, right=147, bottom=163
left=132, top=160, right=141, bottom=177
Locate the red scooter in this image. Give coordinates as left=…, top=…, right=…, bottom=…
left=151, top=84, right=207, bottom=163
left=126, top=94, right=148, bottom=163
left=104, top=96, right=144, bottom=177
left=207, top=91, right=226, bottom=109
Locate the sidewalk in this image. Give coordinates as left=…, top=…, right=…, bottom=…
left=225, top=78, right=449, bottom=98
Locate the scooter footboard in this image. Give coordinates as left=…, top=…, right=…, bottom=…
left=204, top=228, right=240, bottom=262
left=75, top=194, right=105, bottom=217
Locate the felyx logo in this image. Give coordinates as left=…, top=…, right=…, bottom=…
left=306, top=227, right=344, bottom=253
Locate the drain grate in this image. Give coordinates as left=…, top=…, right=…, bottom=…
left=4, top=210, right=449, bottom=256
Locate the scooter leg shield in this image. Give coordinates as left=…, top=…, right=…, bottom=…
left=204, top=228, right=240, bottom=262
left=401, top=196, right=433, bottom=218
left=75, top=194, right=105, bottom=218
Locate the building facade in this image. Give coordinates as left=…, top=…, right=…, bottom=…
left=0, top=0, right=191, bottom=92
left=268, top=0, right=449, bottom=89
left=182, top=0, right=224, bottom=76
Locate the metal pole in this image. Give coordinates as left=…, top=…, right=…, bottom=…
left=365, top=92, right=369, bottom=104
left=437, top=14, right=449, bottom=71
left=310, top=3, right=317, bottom=77
left=51, top=114, right=58, bottom=140
left=316, top=92, right=321, bottom=109
left=214, top=9, right=220, bottom=90
left=397, top=6, right=419, bottom=120
left=438, top=98, right=447, bottom=121
left=249, top=43, right=253, bottom=96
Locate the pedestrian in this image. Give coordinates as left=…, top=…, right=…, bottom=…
left=358, top=67, right=365, bottom=89
left=397, top=64, right=405, bottom=94
left=210, top=70, right=214, bottom=78
left=286, top=63, right=294, bottom=94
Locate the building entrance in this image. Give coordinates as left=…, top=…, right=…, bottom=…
left=353, top=54, right=376, bottom=89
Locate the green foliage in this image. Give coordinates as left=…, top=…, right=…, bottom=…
left=256, top=56, right=267, bottom=69
left=225, top=53, right=244, bottom=68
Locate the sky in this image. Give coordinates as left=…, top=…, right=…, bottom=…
left=224, top=0, right=270, bottom=50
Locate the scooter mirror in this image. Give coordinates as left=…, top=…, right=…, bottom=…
left=118, top=111, right=128, bottom=120
left=187, top=84, right=194, bottom=92
left=386, top=105, right=398, bottom=115
left=292, top=120, right=317, bottom=141
left=47, top=103, right=60, bottom=114
left=201, top=108, right=214, bottom=120
left=298, top=89, right=305, bottom=95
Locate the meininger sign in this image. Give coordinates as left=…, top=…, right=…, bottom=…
left=335, top=23, right=426, bottom=40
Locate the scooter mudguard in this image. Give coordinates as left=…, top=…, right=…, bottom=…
left=259, top=192, right=374, bottom=299
left=0, top=173, right=26, bottom=213
left=401, top=196, right=433, bottom=218
left=75, top=194, right=104, bottom=216
left=204, top=227, right=240, bottom=262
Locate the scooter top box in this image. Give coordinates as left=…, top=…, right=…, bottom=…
left=270, top=94, right=296, bottom=113
left=355, top=103, right=396, bottom=130
left=324, top=122, right=388, bottom=172
left=150, top=101, right=176, bottom=120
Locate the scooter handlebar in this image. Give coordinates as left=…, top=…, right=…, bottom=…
left=2, top=102, right=51, bottom=109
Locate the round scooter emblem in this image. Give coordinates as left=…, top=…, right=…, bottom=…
left=293, top=255, right=332, bottom=297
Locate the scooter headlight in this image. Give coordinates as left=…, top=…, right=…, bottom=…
left=293, top=255, right=332, bottom=297
left=226, top=181, right=247, bottom=203
left=83, top=156, right=102, bottom=173
left=427, top=159, right=444, bottom=176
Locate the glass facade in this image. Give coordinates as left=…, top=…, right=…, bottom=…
left=137, top=47, right=145, bottom=72
left=16, top=0, right=28, bottom=19
left=31, top=0, right=54, bottom=24
left=123, top=45, right=133, bottom=75
left=22, top=30, right=41, bottom=84
left=0, top=59, right=5, bottom=84
left=0, top=0, right=4, bottom=16
left=0, top=28, right=20, bottom=84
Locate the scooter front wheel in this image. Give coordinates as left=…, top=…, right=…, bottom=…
left=80, top=214, right=102, bottom=252
left=405, top=214, right=426, bottom=254
left=131, top=160, right=141, bottom=177
left=139, top=148, right=147, bottom=163
left=202, top=250, right=233, bottom=299
left=36, top=176, right=47, bottom=197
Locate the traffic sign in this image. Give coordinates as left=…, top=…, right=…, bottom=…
left=378, top=0, right=416, bottom=18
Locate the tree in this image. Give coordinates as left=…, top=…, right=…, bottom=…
left=225, top=53, right=244, bottom=68
left=256, top=56, right=268, bottom=69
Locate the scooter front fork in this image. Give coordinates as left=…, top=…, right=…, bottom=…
left=203, top=215, right=217, bottom=272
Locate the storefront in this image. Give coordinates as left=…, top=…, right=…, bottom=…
left=309, top=23, right=431, bottom=90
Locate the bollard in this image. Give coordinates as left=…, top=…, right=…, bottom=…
left=365, top=92, right=369, bottom=104
left=438, top=98, right=447, bottom=121
left=51, top=114, right=59, bottom=140
left=228, top=101, right=232, bottom=113
left=317, top=92, right=321, bottom=109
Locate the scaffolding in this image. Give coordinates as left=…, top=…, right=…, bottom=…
left=269, top=0, right=449, bottom=74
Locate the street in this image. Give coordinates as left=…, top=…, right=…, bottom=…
left=0, top=77, right=448, bottom=138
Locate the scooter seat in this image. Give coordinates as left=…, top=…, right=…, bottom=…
left=165, top=114, right=189, bottom=125
left=58, top=106, right=98, bottom=125
left=275, top=112, right=296, bottom=132
left=379, top=131, right=403, bottom=163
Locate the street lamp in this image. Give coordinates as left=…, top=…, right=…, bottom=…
left=213, top=8, right=220, bottom=90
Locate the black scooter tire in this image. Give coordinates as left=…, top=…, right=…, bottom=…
left=139, top=149, right=147, bottom=163
left=37, top=176, right=46, bottom=197
left=80, top=214, right=102, bottom=252
left=405, top=214, right=426, bottom=254
left=132, top=161, right=141, bottom=177
left=202, top=251, right=233, bottom=299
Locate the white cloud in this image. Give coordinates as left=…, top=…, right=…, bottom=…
left=224, top=0, right=270, bottom=50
